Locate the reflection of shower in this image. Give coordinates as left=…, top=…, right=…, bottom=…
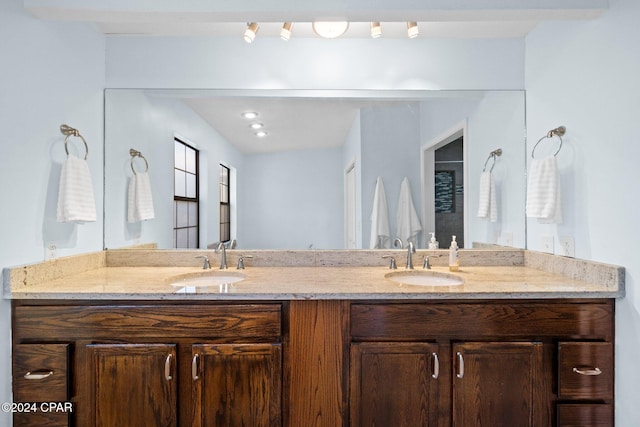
left=434, top=137, right=464, bottom=248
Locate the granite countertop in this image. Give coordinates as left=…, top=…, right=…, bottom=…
left=4, top=263, right=624, bottom=301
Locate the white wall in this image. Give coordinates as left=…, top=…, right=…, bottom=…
left=343, top=112, right=363, bottom=248
left=0, top=1, right=105, bottom=424
left=525, top=0, right=640, bottom=423
left=241, top=148, right=344, bottom=249
left=106, top=37, right=524, bottom=90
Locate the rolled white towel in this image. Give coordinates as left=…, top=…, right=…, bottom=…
left=56, top=155, right=97, bottom=222
left=128, top=172, right=155, bottom=222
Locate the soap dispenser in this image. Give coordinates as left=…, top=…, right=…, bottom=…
left=448, top=235, right=459, bottom=272
left=428, top=232, right=439, bottom=249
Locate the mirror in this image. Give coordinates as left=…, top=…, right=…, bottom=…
left=104, top=89, right=526, bottom=250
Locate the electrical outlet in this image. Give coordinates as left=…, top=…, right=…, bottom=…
left=45, top=243, right=57, bottom=260
left=502, top=231, right=513, bottom=247
left=559, top=236, right=575, bottom=257
left=541, top=236, right=554, bottom=254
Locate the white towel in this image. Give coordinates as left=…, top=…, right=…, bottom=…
left=396, top=177, right=422, bottom=246
left=369, top=177, right=391, bottom=249
left=526, top=156, right=562, bottom=223
left=128, top=172, right=155, bottom=223
left=477, top=171, right=498, bottom=222
left=56, top=155, right=97, bottom=222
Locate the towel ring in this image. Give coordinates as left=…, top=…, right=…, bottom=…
left=532, top=126, right=565, bottom=159
left=483, top=148, right=502, bottom=172
left=129, top=149, right=149, bottom=175
left=60, top=124, right=88, bottom=160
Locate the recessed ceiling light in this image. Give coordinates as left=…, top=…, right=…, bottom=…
left=242, top=111, right=258, bottom=119
left=312, top=21, right=349, bottom=39
left=250, top=122, right=264, bottom=129
left=255, top=130, right=268, bottom=138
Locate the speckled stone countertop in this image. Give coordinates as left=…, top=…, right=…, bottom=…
left=3, top=249, right=625, bottom=300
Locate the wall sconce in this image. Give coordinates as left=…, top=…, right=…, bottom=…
left=243, top=22, right=260, bottom=43
left=280, top=22, right=294, bottom=41
left=407, top=21, right=419, bottom=38
left=370, top=22, right=382, bottom=38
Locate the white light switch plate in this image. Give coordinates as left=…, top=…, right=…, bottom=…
left=541, top=236, right=554, bottom=254
left=559, top=236, right=575, bottom=257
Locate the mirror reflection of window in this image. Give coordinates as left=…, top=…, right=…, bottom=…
left=219, top=164, right=231, bottom=243
left=173, top=138, right=199, bottom=248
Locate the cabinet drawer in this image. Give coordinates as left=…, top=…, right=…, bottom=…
left=351, top=301, right=613, bottom=340
left=558, top=342, right=613, bottom=400
left=557, top=404, right=613, bottom=426
left=14, top=304, right=282, bottom=340
left=12, top=344, right=68, bottom=402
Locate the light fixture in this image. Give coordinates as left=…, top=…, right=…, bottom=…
left=407, top=21, right=419, bottom=38
left=242, top=111, right=258, bottom=119
left=255, top=130, right=268, bottom=138
left=280, top=22, right=294, bottom=41
left=312, top=21, right=349, bottom=39
left=243, top=22, right=259, bottom=43
left=370, top=22, right=382, bottom=38
left=250, top=123, right=264, bottom=130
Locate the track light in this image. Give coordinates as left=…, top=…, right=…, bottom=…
left=407, top=21, right=419, bottom=38
left=370, top=22, right=382, bottom=38
left=243, top=22, right=259, bottom=43
left=280, top=22, right=294, bottom=41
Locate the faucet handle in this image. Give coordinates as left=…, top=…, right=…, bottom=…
left=237, top=255, right=253, bottom=270
left=423, top=256, right=431, bottom=270
left=195, top=256, right=211, bottom=270
left=382, top=255, right=397, bottom=269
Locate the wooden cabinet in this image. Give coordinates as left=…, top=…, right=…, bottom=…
left=12, top=298, right=614, bottom=427
left=350, top=300, right=614, bottom=427
left=12, top=302, right=283, bottom=427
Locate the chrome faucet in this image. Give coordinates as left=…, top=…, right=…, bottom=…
left=393, top=238, right=404, bottom=249
left=406, top=241, right=416, bottom=269
left=195, top=255, right=211, bottom=270
left=236, top=255, right=253, bottom=270
left=215, top=242, right=228, bottom=270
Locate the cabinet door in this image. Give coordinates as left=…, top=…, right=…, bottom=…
left=350, top=342, right=442, bottom=427
left=86, top=344, right=177, bottom=427
left=192, top=343, right=282, bottom=427
left=452, top=342, right=543, bottom=427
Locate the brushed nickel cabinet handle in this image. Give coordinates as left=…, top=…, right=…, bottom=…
left=573, top=367, right=602, bottom=376
left=165, top=353, right=173, bottom=381
left=432, top=353, right=439, bottom=379
left=456, top=352, right=465, bottom=379
left=24, top=370, right=53, bottom=380
left=192, top=354, right=200, bottom=380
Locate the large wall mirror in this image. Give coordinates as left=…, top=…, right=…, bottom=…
left=104, top=89, right=526, bottom=250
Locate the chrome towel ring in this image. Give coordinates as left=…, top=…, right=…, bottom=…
left=60, top=124, right=88, bottom=160
left=129, top=149, right=149, bottom=175
left=532, top=126, right=565, bottom=158
left=483, top=148, right=502, bottom=173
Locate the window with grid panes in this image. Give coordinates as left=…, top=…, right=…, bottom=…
left=173, top=138, right=199, bottom=248
left=219, top=164, right=231, bottom=243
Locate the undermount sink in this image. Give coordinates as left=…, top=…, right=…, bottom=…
left=385, top=270, right=464, bottom=287
left=167, top=271, right=246, bottom=288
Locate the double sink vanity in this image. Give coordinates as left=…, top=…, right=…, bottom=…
left=5, top=248, right=624, bottom=426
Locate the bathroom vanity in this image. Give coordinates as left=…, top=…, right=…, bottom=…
left=5, top=249, right=623, bottom=427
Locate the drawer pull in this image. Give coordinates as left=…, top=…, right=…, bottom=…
left=432, top=353, right=439, bottom=379
left=165, top=353, right=173, bottom=381
left=24, top=370, right=54, bottom=380
left=456, top=352, right=465, bottom=379
left=192, top=354, right=200, bottom=380
left=573, top=367, right=602, bottom=376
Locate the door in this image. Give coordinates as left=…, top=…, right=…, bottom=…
left=350, top=342, right=442, bottom=426
left=191, top=343, right=282, bottom=427
left=452, top=342, right=543, bottom=427
left=87, top=344, right=177, bottom=427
